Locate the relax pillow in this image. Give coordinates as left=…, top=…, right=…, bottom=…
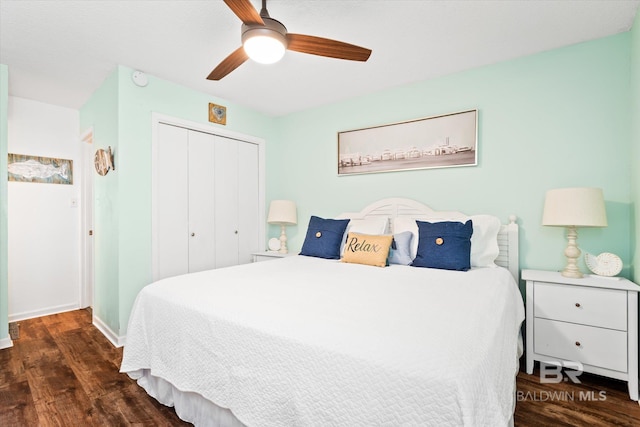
left=340, top=217, right=389, bottom=256
left=394, top=215, right=500, bottom=267
left=412, top=220, right=473, bottom=271
left=342, top=232, right=393, bottom=267
left=300, top=216, right=350, bottom=259
left=388, top=231, right=413, bottom=265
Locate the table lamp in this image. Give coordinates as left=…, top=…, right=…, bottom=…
left=542, top=187, right=607, bottom=278
left=267, top=200, right=297, bottom=254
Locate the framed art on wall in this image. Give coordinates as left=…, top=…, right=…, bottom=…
left=338, top=109, right=478, bottom=176
left=209, top=103, right=227, bottom=125
left=7, top=153, right=73, bottom=184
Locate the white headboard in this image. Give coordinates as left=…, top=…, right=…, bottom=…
left=336, top=198, right=519, bottom=281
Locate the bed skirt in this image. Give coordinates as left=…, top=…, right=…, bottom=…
left=131, top=366, right=519, bottom=427
left=131, top=369, right=246, bottom=427
left=131, top=366, right=520, bottom=427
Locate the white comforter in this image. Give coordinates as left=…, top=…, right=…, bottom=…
left=121, top=255, right=525, bottom=427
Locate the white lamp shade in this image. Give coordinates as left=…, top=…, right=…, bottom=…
left=542, top=187, right=607, bottom=227
left=267, top=200, right=297, bottom=225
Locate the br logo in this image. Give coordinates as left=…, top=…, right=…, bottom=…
left=540, top=361, right=583, bottom=384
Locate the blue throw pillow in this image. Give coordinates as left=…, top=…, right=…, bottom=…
left=412, top=220, right=473, bottom=271
left=300, top=216, right=350, bottom=259
left=388, top=231, right=414, bottom=265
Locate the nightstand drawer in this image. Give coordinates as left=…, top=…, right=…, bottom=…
left=534, top=318, right=627, bottom=372
left=534, top=282, right=627, bottom=330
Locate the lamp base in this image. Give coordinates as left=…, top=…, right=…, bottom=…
left=561, top=269, right=584, bottom=279
left=561, top=225, right=583, bottom=278
left=278, top=224, right=288, bottom=254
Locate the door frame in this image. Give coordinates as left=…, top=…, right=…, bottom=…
left=80, top=127, right=94, bottom=308
left=150, top=113, right=266, bottom=281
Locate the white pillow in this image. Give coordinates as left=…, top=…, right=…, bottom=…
left=468, top=214, right=501, bottom=267
left=393, top=215, right=501, bottom=267
left=340, top=217, right=390, bottom=256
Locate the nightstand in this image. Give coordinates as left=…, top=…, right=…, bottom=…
left=252, top=251, right=295, bottom=262
left=523, top=269, right=639, bottom=401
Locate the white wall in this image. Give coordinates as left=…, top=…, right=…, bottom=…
left=8, top=97, right=82, bottom=321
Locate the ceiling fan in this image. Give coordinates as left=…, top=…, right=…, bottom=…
left=207, top=0, right=372, bottom=80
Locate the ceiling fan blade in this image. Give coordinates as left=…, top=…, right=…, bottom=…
left=287, top=34, right=371, bottom=62
left=223, top=0, right=264, bottom=26
left=207, top=47, right=249, bottom=80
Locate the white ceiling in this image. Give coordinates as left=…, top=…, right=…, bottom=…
left=1, top=0, right=639, bottom=117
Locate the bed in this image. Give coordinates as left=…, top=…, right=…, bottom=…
left=120, top=198, right=525, bottom=426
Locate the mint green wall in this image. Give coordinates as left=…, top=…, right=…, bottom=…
left=0, top=64, right=9, bottom=343
left=631, top=8, right=640, bottom=283
left=79, top=31, right=636, bottom=337
left=271, top=34, right=633, bottom=280
left=115, top=66, right=274, bottom=334
left=81, top=66, right=274, bottom=337
left=80, top=71, right=120, bottom=332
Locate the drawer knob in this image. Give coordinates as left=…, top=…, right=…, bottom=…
left=575, top=341, right=581, bottom=347
left=575, top=302, right=581, bottom=308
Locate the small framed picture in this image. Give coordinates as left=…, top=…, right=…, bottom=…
left=209, top=103, right=227, bottom=125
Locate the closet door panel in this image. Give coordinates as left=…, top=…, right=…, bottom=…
left=187, top=130, right=216, bottom=273
left=238, top=142, right=260, bottom=264
left=214, top=137, right=240, bottom=269
left=157, top=123, right=189, bottom=279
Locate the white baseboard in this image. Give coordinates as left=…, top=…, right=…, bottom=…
left=0, top=336, right=13, bottom=349
left=93, top=315, right=126, bottom=348
left=9, top=303, right=80, bottom=323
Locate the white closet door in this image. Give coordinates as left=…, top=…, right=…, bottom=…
left=154, top=120, right=262, bottom=280
left=187, top=130, right=216, bottom=273
left=157, top=123, right=189, bottom=279
left=238, top=142, right=260, bottom=264
left=214, top=137, right=240, bottom=268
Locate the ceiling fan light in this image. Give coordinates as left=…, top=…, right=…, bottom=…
left=241, top=17, right=288, bottom=65
left=243, top=34, right=286, bottom=64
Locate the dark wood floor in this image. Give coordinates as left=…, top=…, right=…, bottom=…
left=0, top=309, right=189, bottom=426
left=1, top=309, right=639, bottom=426
left=514, top=363, right=640, bottom=426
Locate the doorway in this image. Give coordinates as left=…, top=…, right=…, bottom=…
left=80, top=128, right=94, bottom=308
